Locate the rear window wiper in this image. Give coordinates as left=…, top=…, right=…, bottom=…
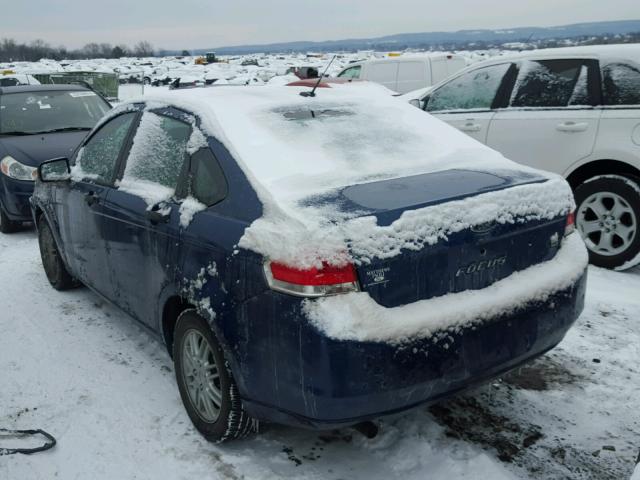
left=31, top=127, right=92, bottom=134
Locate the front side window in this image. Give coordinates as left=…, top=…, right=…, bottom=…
left=0, top=90, right=110, bottom=135
left=338, top=66, right=361, bottom=79
left=426, top=63, right=511, bottom=112
left=119, top=111, right=191, bottom=203
left=74, top=112, right=136, bottom=184
left=510, top=59, right=588, bottom=108
left=602, top=62, right=640, bottom=106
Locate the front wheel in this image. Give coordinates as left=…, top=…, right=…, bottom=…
left=173, top=310, right=257, bottom=442
left=574, top=175, right=640, bottom=270
left=38, top=217, right=76, bottom=290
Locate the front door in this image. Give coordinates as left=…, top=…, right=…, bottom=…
left=57, top=111, right=138, bottom=294
left=426, top=62, right=514, bottom=144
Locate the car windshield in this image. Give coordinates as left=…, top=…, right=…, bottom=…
left=0, top=90, right=110, bottom=135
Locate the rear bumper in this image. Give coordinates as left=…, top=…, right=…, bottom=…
left=0, top=175, right=34, bottom=222
left=232, top=266, right=587, bottom=430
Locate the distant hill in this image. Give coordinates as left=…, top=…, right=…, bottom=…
left=192, top=20, right=640, bottom=55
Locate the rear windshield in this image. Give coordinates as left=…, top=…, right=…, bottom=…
left=0, top=90, right=110, bottom=135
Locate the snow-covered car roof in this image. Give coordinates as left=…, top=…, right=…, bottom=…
left=116, top=83, right=571, bottom=269
left=458, top=44, right=640, bottom=68
left=137, top=83, right=531, bottom=203
left=0, top=73, right=41, bottom=86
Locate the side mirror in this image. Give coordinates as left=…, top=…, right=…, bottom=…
left=409, top=99, right=422, bottom=109
left=422, top=95, right=431, bottom=110
left=38, top=157, right=70, bottom=182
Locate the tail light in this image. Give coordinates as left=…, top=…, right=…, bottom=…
left=565, top=211, right=575, bottom=237
left=264, top=261, right=360, bottom=297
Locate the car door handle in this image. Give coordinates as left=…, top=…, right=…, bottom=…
left=460, top=122, right=482, bottom=132
left=556, top=121, right=589, bottom=132
left=147, top=209, right=170, bottom=224
left=84, top=192, right=99, bottom=206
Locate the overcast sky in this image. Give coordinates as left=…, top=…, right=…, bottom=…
left=2, top=0, right=639, bottom=50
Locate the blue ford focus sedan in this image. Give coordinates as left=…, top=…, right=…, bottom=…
left=0, top=85, right=111, bottom=232
left=31, top=84, right=587, bottom=442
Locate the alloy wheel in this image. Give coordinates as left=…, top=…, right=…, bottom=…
left=180, top=329, right=223, bottom=423
left=577, top=191, right=637, bottom=257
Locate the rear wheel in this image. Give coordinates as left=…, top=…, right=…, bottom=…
left=173, top=310, right=257, bottom=442
left=0, top=204, right=20, bottom=234
left=38, top=217, right=76, bottom=290
left=574, top=175, right=640, bottom=270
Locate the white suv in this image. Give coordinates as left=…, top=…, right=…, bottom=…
left=408, top=44, right=640, bottom=270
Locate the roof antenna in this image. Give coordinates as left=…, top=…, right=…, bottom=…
left=300, top=55, right=337, bottom=98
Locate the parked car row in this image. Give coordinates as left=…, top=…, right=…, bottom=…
left=3, top=44, right=634, bottom=443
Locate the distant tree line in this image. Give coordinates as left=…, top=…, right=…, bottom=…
left=0, top=39, right=159, bottom=62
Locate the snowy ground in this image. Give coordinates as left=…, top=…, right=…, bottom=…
left=0, top=228, right=638, bottom=480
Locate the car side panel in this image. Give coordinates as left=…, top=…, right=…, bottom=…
left=487, top=108, right=601, bottom=175
left=55, top=180, right=112, bottom=292
left=100, top=190, right=182, bottom=327
left=433, top=111, right=496, bottom=144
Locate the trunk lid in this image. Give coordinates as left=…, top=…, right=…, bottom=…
left=317, top=169, right=565, bottom=308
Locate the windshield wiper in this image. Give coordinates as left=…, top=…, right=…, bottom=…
left=31, top=127, right=92, bottom=134
left=0, top=131, right=33, bottom=136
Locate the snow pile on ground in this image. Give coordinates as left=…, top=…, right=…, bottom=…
left=304, top=232, right=587, bottom=343
left=137, top=84, right=574, bottom=268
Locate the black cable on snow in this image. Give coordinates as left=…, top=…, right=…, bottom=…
left=0, top=428, right=56, bottom=455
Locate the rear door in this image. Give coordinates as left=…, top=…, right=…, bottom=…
left=99, top=108, right=192, bottom=327
left=487, top=58, right=602, bottom=175
left=597, top=60, right=640, bottom=170
left=57, top=111, right=138, bottom=294
left=426, top=62, right=515, bottom=144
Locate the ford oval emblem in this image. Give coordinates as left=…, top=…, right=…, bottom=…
left=470, top=221, right=497, bottom=234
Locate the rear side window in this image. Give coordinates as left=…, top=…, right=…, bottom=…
left=123, top=112, right=191, bottom=190
left=427, top=63, right=511, bottom=112
left=337, top=66, right=361, bottom=79
left=602, top=62, right=640, bottom=106
left=510, top=59, right=589, bottom=108
left=74, top=112, right=136, bottom=184
left=190, top=148, right=227, bottom=206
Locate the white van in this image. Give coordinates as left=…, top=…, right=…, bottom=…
left=336, top=54, right=467, bottom=94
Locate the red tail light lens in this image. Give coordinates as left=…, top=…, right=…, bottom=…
left=565, top=211, right=575, bottom=237
left=265, top=261, right=360, bottom=297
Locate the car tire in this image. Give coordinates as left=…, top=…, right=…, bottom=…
left=0, top=204, right=20, bottom=234
left=574, top=175, right=640, bottom=270
left=37, top=217, right=76, bottom=290
left=173, top=309, right=257, bottom=442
